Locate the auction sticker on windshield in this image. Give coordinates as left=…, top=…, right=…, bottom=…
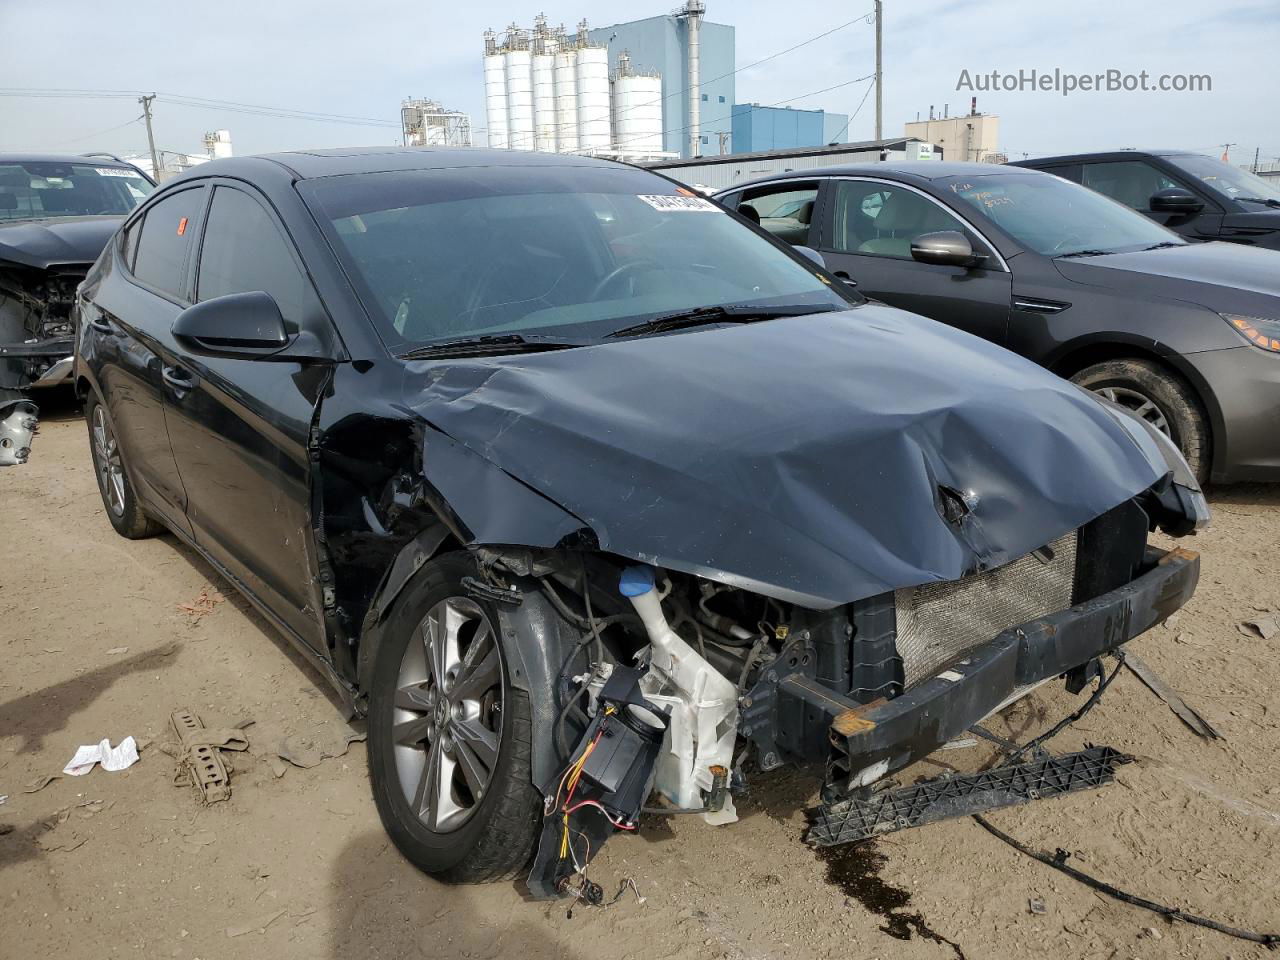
left=637, top=194, right=718, bottom=212
left=95, top=167, right=136, bottom=178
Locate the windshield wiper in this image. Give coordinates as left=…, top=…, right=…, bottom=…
left=606, top=303, right=839, bottom=339
left=1141, top=241, right=1187, bottom=251
left=1056, top=249, right=1117, bottom=259
left=1236, top=196, right=1280, bottom=208
left=398, top=333, right=591, bottom=360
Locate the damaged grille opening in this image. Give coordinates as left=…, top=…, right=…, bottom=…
left=894, top=532, right=1078, bottom=689
left=1, top=263, right=86, bottom=390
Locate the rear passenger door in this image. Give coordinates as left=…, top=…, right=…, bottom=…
left=86, top=185, right=208, bottom=536
left=815, top=178, right=1012, bottom=346
left=161, top=182, right=333, bottom=652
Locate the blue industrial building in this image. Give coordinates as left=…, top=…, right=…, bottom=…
left=589, top=14, right=735, bottom=158
left=731, top=104, right=850, bottom=154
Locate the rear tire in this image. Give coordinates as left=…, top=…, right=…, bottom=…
left=85, top=397, right=161, bottom=539
left=1071, top=358, right=1210, bottom=485
left=367, top=551, right=542, bottom=882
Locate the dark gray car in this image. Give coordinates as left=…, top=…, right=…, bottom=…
left=1012, top=149, right=1280, bottom=251
left=714, top=162, right=1280, bottom=484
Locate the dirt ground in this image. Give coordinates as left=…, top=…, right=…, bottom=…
left=3, top=396, right=1279, bottom=960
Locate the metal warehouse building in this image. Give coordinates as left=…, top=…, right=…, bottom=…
left=645, top=137, right=940, bottom=190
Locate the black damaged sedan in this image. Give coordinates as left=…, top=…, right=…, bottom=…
left=74, top=148, right=1205, bottom=896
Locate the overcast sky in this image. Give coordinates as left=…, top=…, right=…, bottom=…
left=2, top=0, right=1276, bottom=165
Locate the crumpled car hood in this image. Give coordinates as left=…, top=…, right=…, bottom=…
left=404, top=304, right=1165, bottom=608
left=0, top=216, right=121, bottom=270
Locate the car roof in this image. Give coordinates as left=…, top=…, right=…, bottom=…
left=1012, top=149, right=1206, bottom=167
left=0, top=152, right=140, bottom=168
left=247, top=146, right=628, bottom=179
left=719, top=160, right=1043, bottom=194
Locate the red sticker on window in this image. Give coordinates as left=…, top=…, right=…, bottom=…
left=177, top=217, right=188, bottom=236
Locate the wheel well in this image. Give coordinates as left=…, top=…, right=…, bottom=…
left=1049, top=340, right=1221, bottom=469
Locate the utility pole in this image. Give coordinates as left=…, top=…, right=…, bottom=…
left=874, top=0, right=883, bottom=141
left=1252, top=146, right=1260, bottom=173
left=717, top=130, right=730, bottom=155
left=139, top=94, right=160, bottom=181
left=1220, top=142, right=1236, bottom=163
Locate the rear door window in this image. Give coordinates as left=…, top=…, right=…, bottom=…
left=131, top=187, right=205, bottom=300
left=195, top=186, right=320, bottom=326
left=738, top=183, right=819, bottom=244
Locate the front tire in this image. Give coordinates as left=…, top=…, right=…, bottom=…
left=367, top=551, right=541, bottom=882
left=85, top=397, right=161, bottom=539
left=1071, top=358, right=1211, bottom=485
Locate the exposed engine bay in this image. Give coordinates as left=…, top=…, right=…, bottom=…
left=0, top=261, right=82, bottom=394
left=428, top=484, right=1199, bottom=900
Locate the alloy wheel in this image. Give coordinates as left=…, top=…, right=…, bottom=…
left=392, top=597, right=503, bottom=833
left=1092, top=385, right=1171, bottom=436
left=91, top=405, right=127, bottom=517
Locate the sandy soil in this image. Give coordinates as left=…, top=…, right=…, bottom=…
left=3, top=397, right=1278, bottom=960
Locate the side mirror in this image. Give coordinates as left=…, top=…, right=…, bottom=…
left=910, top=230, right=983, bottom=268
left=1150, top=188, right=1204, bottom=214
left=172, top=291, right=289, bottom=358
left=793, top=245, right=826, bottom=268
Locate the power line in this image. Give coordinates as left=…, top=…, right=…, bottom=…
left=607, top=73, right=878, bottom=154
left=0, top=87, right=400, bottom=128
left=827, top=77, right=877, bottom=144
left=50, top=114, right=144, bottom=147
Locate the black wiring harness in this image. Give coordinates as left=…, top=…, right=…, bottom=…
left=975, top=651, right=1279, bottom=949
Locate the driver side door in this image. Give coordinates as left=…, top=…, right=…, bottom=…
left=814, top=178, right=1012, bottom=347
left=161, top=182, right=334, bottom=652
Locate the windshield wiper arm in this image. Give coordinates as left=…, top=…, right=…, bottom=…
left=607, top=303, right=838, bottom=339
left=398, top=333, right=590, bottom=360
left=1056, top=249, right=1117, bottom=259
left=1141, top=241, right=1187, bottom=250
left=1236, top=196, right=1280, bottom=208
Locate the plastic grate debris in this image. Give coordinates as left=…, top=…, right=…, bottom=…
left=808, top=745, right=1132, bottom=847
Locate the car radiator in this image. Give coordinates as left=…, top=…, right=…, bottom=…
left=894, top=532, right=1078, bottom=688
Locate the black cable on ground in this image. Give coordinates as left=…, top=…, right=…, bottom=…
left=972, top=814, right=1279, bottom=948
left=1003, top=651, right=1126, bottom=764
left=976, top=651, right=1279, bottom=949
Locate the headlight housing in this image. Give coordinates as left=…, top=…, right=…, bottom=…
left=1222, top=313, right=1280, bottom=352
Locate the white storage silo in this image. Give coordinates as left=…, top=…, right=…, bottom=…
left=532, top=51, right=558, bottom=152
left=553, top=49, right=580, bottom=153
left=483, top=53, right=509, bottom=149
left=575, top=46, right=610, bottom=153
left=504, top=48, right=535, bottom=150
left=613, top=74, right=664, bottom=155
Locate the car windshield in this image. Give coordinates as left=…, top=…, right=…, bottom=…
left=0, top=161, right=153, bottom=222
left=1165, top=154, right=1280, bottom=203
left=944, top=172, right=1182, bottom=257
left=300, top=165, right=853, bottom=350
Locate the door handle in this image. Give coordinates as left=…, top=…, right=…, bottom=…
left=161, top=365, right=197, bottom=392
left=833, top=271, right=858, bottom=287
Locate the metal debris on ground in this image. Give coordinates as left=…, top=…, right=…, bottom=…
left=169, top=709, right=248, bottom=803
left=1238, top=617, right=1278, bottom=641
left=1122, top=652, right=1223, bottom=740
